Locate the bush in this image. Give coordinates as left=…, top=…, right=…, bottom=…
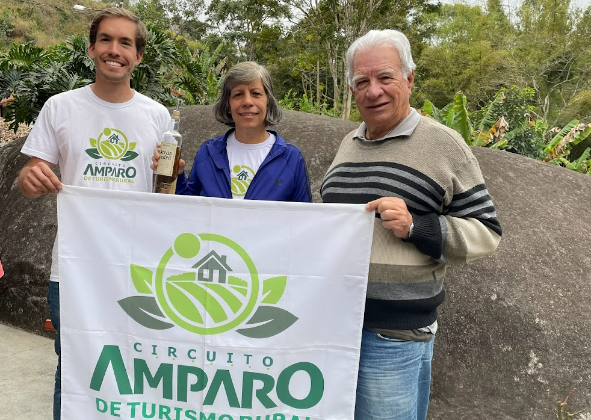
left=0, top=27, right=229, bottom=131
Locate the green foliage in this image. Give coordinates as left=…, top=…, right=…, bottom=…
left=556, top=390, right=589, bottom=420
left=0, top=26, right=228, bottom=130
left=549, top=148, right=591, bottom=174
left=0, top=10, right=15, bottom=49
left=133, top=0, right=170, bottom=32
left=415, top=0, right=591, bottom=125
left=2, top=61, right=91, bottom=132
left=131, top=27, right=179, bottom=105
left=132, top=0, right=207, bottom=39
left=422, top=87, right=591, bottom=175
left=174, top=43, right=227, bottom=105
left=207, top=0, right=290, bottom=61
left=544, top=120, right=581, bottom=156
left=1, top=42, right=48, bottom=69
left=2, top=0, right=591, bottom=128
left=421, top=93, right=475, bottom=144
left=279, top=89, right=340, bottom=118
left=50, top=35, right=94, bottom=79
left=0, top=0, right=106, bottom=49
left=544, top=120, right=591, bottom=174
left=0, top=40, right=91, bottom=131
left=416, top=3, right=517, bottom=108
left=472, top=87, right=546, bottom=159
left=445, top=93, right=473, bottom=144
left=2, top=0, right=591, bottom=170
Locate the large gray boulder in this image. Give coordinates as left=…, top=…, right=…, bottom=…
left=0, top=106, right=590, bottom=419
left=431, top=147, right=591, bottom=419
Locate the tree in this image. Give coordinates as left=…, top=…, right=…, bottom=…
left=415, top=3, right=518, bottom=109
left=280, top=0, right=385, bottom=118
left=513, top=0, right=591, bottom=124
left=132, top=0, right=208, bottom=39
left=207, top=0, right=290, bottom=60
left=278, top=0, right=435, bottom=119
left=132, top=0, right=170, bottom=32
left=167, top=0, right=208, bottom=40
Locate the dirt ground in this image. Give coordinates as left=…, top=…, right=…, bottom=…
left=0, top=117, right=31, bottom=144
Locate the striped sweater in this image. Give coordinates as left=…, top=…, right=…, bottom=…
left=321, top=115, right=502, bottom=330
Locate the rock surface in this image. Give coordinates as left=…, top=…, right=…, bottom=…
left=1, top=105, right=590, bottom=419
left=431, top=147, right=591, bottom=419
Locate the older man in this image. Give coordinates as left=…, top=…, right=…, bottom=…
left=321, top=30, right=502, bottom=420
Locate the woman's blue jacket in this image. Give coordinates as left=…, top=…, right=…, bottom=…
left=175, top=129, right=312, bottom=202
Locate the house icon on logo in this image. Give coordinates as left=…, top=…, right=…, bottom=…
left=109, top=133, right=120, bottom=144
left=237, top=170, right=249, bottom=181
left=192, top=251, right=233, bottom=283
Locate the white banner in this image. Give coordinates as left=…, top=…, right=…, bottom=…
left=58, top=185, right=374, bottom=420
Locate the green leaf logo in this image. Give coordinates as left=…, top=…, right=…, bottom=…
left=118, top=233, right=297, bottom=338
left=261, top=276, right=287, bottom=304
left=87, top=128, right=138, bottom=162
left=130, top=264, right=153, bottom=294
left=121, top=151, right=139, bottom=161
left=118, top=296, right=174, bottom=330
left=236, top=306, right=298, bottom=338
left=85, top=148, right=102, bottom=159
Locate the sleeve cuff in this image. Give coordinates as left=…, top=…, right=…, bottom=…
left=174, top=172, right=187, bottom=194
left=403, top=212, right=443, bottom=260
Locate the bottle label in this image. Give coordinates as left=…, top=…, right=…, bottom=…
left=156, top=142, right=177, bottom=176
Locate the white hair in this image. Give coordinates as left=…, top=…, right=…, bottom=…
left=346, top=29, right=416, bottom=87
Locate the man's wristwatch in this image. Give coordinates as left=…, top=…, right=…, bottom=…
left=407, top=222, right=414, bottom=239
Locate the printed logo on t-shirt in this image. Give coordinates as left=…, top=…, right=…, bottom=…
left=231, top=165, right=255, bottom=197
left=83, top=128, right=139, bottom=184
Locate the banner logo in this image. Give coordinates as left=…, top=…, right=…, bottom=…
left=118, top=233, right=298, bottom=337
left=85, top=128, right=138, bottom=161
left=231, top=165, right=255, bottom=197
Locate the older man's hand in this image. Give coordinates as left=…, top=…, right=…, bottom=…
left=366, top=197, right=413, bottom=239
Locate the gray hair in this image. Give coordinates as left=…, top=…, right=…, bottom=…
left=214, top=61, right=282, bottom=127
left=346, top=29, right=416, bottom=87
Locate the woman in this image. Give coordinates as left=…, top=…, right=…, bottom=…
left=155, top=61, right=311, bottom=202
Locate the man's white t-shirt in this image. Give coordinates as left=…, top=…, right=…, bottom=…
left=226, top=131, right=276, bottom=199
left=21, top=85, right=170, bottom=282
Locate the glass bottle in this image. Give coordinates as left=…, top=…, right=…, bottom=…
left=153, top=110, right=182, bottom=194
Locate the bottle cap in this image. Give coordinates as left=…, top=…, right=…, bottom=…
left=172, top=110, right=180, bottom=120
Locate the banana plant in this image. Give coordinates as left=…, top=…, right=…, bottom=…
left=174, top=42, right=227, bottom=105
left=421, top=92, right=506, bottom=148
left=472, top=116, right=510, bottom=148
left=549, top=147, right=591, bottom=174
left=543, top=120, right=591, bottom=174
left=544, top=120, right=591, bottom=159
left=421, top=93, right=472, bottom=144
left=472, top=90, right=510, bottom=147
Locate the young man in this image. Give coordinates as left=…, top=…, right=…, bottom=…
left=321, top=29, right=503, bottom=420
left=18, top=8, right=170, bottom=420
